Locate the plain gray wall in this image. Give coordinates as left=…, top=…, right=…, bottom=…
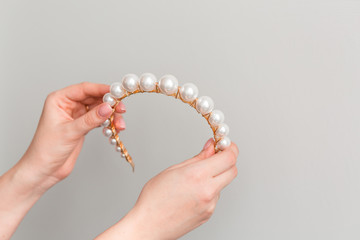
left=1, top=0, right=359, bottom=239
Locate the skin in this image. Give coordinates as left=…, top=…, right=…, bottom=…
left=0, top=82, right=239, bottom=240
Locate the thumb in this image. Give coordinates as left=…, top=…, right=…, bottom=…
left=167, top=138, right=216, bottom=170
left=196, top=138, right=216, bottom=160
left=73, top=102, right=113, bottom=135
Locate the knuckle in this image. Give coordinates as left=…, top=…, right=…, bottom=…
left=83, top=112, right=95, bottom=127
left=80, top=81, right=90, bottom=87
left=46, top=91, right=58, bottom=102
left=199, top=186, right=216, bottom=203
left=231, top=143, right=239, bottom=157
left=202, top=202, right=216, bottom=220
left=233, top=166, right=238, bottom=178
left=224, top=151, right=237, bottom=167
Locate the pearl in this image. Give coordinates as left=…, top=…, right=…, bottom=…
left=196, top=96, right=214, bottom=115
left=121, top=153, right=126, bottom=158
left=179, top=83, right=199, bottom=102
left=215, top=123, right=229, bottom=138
left=139, top=73, right=157, bottom=92
left=101, top=119, right=110, bottom=127
left=110, top=82, right=125, bottom=98
left=216, top=136, right=231, bottom=150
left=122, top=74, right=139, bottom=93
left=109, top=137, right=117, bottom=145
left=103, top=127, right=113, bottom=137
left=103, top=93, right=116, bottom=107
left=116, top=146, right=122, bottom=152
left=159, top=75, right=178, bottom=95
left=209, top=110, right=225, bottom=127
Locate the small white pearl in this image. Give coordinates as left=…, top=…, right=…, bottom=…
left=139, top=73, right=157, bottom=92
left=101, top=119, right=110, bottom=127
left=103, top=127, right=113, bottom=137
left=103, top=93, right=116, bottom=107
left=209, top=110, right=225, bottom=127
left=116, top=146, right=122, bottom=152
left=217, top=136, right=231, bottom=150
left=121, top=153, right=126, bottom=158
left=196, top=96, right=214, bottom=115
left=179, top=83, right=199, bottom=102
left=215, top=123, right=229, bottom=138
left=159, top=75, right=178, bottom=95
left=110, top=82, right=125, bottom=98
left=109, top=137, right=117, bottom=145
left=122, top=74, right=139, bottom=93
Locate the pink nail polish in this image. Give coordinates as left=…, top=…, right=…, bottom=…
left=118, top=118, right=126, bottom=129
left=120, top=104, right=126, bottom=112
left=98, top=103, right=112, bottom=117
left=203, top=138, right=213, bottom=150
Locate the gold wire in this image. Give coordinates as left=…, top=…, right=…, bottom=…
left=108, top=82, right=220, bottom=171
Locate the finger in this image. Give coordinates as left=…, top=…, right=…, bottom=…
left=194, top=142, right=239, bottom=177
left=114, top=101, right=126, bottom=113
left=113, top=113, right=126, bottom=132
left=168, top=138, right=215, bottom=171
left=213, top=165, right=238, bottom=191
left=82, top=100, right=109, bottom=129
left=72, top=102, right=113, bottom=135
left=184, top=138, right=215, bottom=165
left=59, top=82, right=110, bottom=102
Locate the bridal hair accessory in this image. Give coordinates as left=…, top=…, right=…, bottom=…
left=102, top=73, right=231, bottom=171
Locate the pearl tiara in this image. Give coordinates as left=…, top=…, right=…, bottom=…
left=102, top=73, right=231, bottom=171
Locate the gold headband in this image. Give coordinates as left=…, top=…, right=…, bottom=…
left=102, top=73, right=231, bottom=171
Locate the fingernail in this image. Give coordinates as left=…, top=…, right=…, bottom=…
left=98, top=103, right=112, bottom=117
left=119, top=104, right=126, bottom=113
left=203, top=138, right=213, bottom=150
left=118, top=118, right=126, bottom=129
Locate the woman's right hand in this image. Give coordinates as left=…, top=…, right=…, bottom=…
left=96, top=139, right=239, bottom=240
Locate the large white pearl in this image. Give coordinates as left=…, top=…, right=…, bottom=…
left=179, top=83, right=199, bottom=102
left=209, top=110, right=225, bottom=127
left=109, top=137, right=117, bottom=145
left=103, top=127, right=113, bottom=137
left=159, top=75, right=178, bottom=95
left=217, top=136, right=231, bottom=150
left=122, top=74, right=139, bottom=92
left=110, top=82, right=125, bottom=98
left=139, top=73, right=157, bottom=92
left=196, top=96, right=214, bottom=115
left=101, top=119, right=110, bottom=127
left=103, top=93, right=116, bottom=107
left=215, top=123, right=229, bottom=138
left=116, top=146, right=122, bottom=152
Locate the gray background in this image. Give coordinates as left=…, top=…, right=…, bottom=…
left=0, top=0, right=359, bottom=239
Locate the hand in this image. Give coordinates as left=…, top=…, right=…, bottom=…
left=96, top=139, right=239, bottom=240
left=17, top=82, right=126, bottom=189
left=0, top=82, right=126, bottom=239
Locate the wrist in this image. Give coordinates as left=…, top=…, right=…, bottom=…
left=95, top=207, right=162, bottom=240
left=18, top=149, right=62, bottom=193
left=0, top=158, right=50, bottom=238
left=3, top=161, right=48, bottom=202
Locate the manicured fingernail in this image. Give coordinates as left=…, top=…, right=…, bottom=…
left=203, top=138, right=213, bottom=150
left=119, top=103, right=126, bottom=113
left=118, top=118, right=126, bottom=129
left=98, top=103, right=112, bottom=117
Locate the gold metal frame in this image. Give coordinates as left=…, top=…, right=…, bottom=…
left=107, top=82, right=220, bottom=171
